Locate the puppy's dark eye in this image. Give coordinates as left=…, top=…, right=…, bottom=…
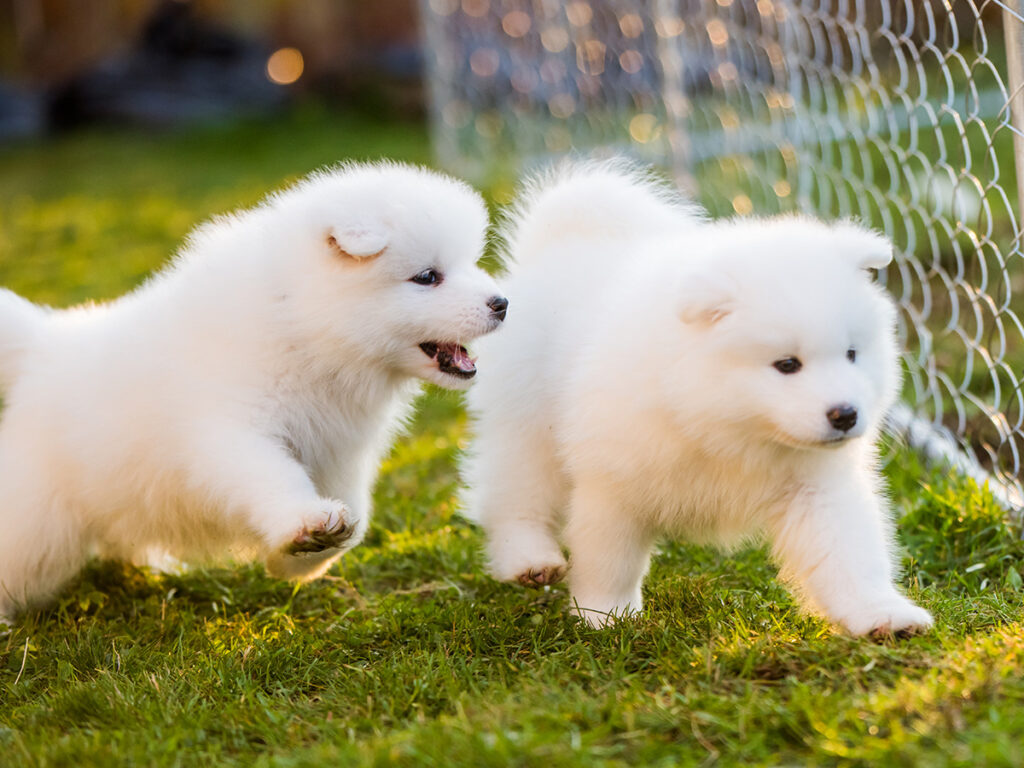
left=410, top=269, right=442, bottom=286
left=847, top=348, right=856, bottom=363
left=773, top=357, right=802, bottom=374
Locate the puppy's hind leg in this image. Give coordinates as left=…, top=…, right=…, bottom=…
left=464, top=427, right=567, bottom=587
left=564, top=478, right=656, bottom=627
left=0, top=471, right=90, bottom=623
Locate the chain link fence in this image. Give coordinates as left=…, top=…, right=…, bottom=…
left=420, top=0, right=1024, bottom=511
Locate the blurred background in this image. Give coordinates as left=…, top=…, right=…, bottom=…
left=0, top=0, right=422, bottom=137
left=0, top=0, right=434, bottom=309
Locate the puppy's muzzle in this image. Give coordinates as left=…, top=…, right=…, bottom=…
left=488, top=295, right=509, bottom=322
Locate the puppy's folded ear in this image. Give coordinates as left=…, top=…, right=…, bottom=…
left=833, top=222, right=894, bottom=270
left=327, top=226, right=388, bottom=260
left=678, top=268, right=735, bottom=325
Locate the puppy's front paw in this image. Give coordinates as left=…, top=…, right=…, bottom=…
left=838, top=596, right=934, bottom=638
left=287, top=501, right=353, bottom=555
left=265, top=500, right=356, bottom=581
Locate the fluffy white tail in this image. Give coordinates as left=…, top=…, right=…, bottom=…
left=497, top=158, right=703, bottom=269
left=0, top=289, right=46, bottom=390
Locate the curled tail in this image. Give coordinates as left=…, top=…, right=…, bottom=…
left=497, top=158, right=704, bottom=271
left=0, top=289, right=46, bottom=390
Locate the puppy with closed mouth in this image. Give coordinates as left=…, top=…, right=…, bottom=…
left=0, top=161, right=506, bottom=623
left=462, top=160, right=932, bottom=637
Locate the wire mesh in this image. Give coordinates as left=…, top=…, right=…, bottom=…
left=420, top=0, right=675, bottom=182
left=420, top=0, right=1024, bottom=509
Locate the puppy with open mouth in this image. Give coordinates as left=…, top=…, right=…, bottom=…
left=0, top=161, right=505, bottom=623
left=463, top=160, right=932, bottom=637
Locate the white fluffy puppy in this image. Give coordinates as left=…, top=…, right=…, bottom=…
left=0, top=162, right=507, bottom=623
left=463, top=161, right=932, bottom=636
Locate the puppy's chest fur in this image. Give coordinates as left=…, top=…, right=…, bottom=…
left=600, top=423, right=801, bottom=546
left=273, top=371, right=414, bottom=494
left=648, top=448, right=798, bottom=545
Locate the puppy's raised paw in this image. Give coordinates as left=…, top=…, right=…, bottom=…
left=287, top=503, right=353, bottom=555
left=516, top=563, right=567, bottom=588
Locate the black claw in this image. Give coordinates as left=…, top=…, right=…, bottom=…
left=287, top=520, right=353, bottom=555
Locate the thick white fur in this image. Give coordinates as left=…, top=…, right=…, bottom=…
left=0, top=161, right=505, bottom=623
left=463, top=160, right=933, bottom=636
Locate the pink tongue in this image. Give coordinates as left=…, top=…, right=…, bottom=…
left=445, top=343, right=475, bottom=371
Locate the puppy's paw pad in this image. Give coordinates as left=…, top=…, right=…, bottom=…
left=843, top=599, right=933, bottom=638
left=868, top=605, right=934, bottom=639
left=488, top=540, right=566, bottom=583
left=287, top=503, right=353, bottom=555
left=516, top=564, right=567, bottom=587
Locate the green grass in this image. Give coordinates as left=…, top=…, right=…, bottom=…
left=1, top=108, right=1024, bottom=767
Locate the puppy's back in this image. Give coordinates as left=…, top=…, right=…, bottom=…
left=497, top=159, right=700, bottom=274
left=0, top=289, right=49, bottom=391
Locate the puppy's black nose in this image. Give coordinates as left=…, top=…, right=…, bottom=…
left=487, top=296, right=508, bottom=322
left=827, top=405, right=858, bottom=432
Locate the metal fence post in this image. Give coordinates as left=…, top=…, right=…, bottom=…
left=1004, top=1, right=1024, bottom=229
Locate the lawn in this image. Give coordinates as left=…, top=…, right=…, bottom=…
left=1, top=108, right=1023, bottom=767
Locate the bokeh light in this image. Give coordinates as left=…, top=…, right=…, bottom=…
left=266, top=47, right=304, bottom=85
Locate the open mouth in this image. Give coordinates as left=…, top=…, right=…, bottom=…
left=419, top=341, right=477, bottom=379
